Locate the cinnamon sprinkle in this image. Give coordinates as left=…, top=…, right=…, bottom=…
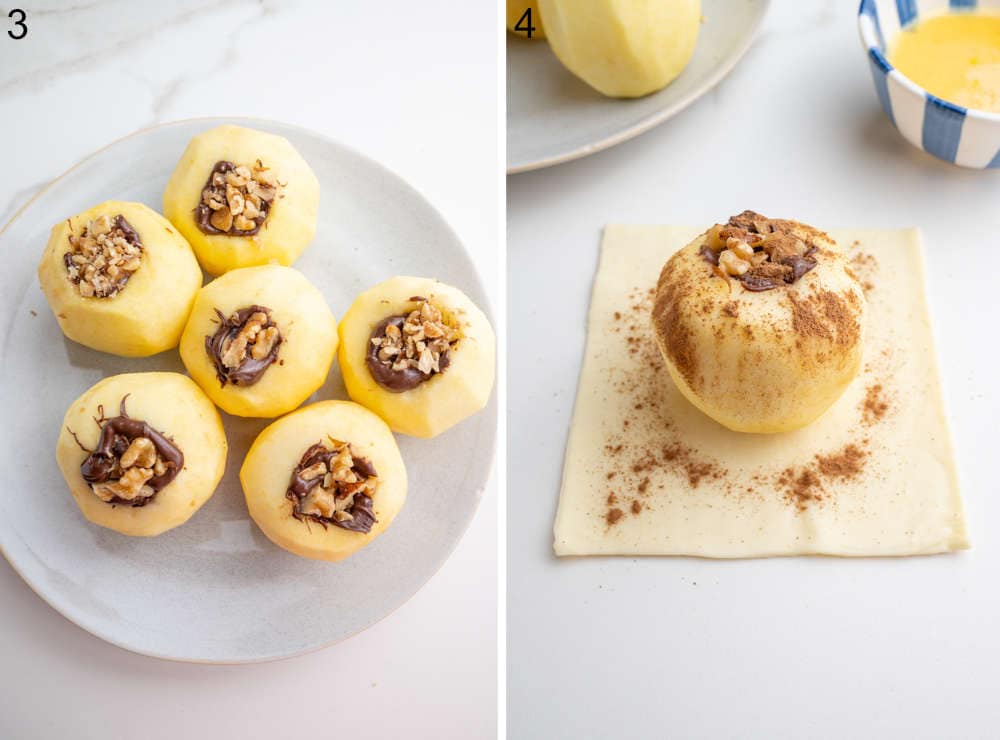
left=862, top=383, right=890, bottom=425
left=602, top=287, right=727, bottom=526
left=777, top=442, right=870, bottom=511
left=778, top=468, right=823, bottom=509
left=816, top=444, right=869, bottom=479
left=785, top=288, right=860, bottom=348
left=850, top=250, right=878, bottom=295
left=601, top=280, right=886, bottom=527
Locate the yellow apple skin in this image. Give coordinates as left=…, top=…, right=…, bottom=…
left=507, top=0, right=546, bottom=39
left=56, top=373, right=227, bottom=537
left=338, top=277, right=496, bottom=439
left=179, top=265, right=338, bottom=418
left=240, top=400, right=407, bottom=562
left=37, top=200, right=202, bottom=357
left=538, top=0, right=701, bottom=98
left=162, top=124, right=320, bottom=276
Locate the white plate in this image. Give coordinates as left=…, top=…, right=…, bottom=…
left=0, top=118, right=496, bottom=663
left=506, top=0, right=770, bottom=173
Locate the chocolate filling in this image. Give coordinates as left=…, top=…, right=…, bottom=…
left=286, top=442, right=378, bottom=533
left=195, top=161, right=270, bottom=236
left=63, top=215, right=143, bottom=297
left=700, top=212, right=818, bottom=292
left=77, top=397, right=183, bottom=507
left=699, top=244, right=718, bottom=265
left=736, top=248, right=818, bottom=292
left=366, top=315, right=452, bottom=392
left=205, top=305, right=282, bottom=387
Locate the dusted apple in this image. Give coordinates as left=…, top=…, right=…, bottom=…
left=240, top=400, right=407, bottom=562
left=338, top=277, right=496, bottom=438
left=162, top=124, right=320, bottom=275
left=37, top=201, right=202, bottom=357
left=652, top=211, right=866, bottom=434
left=56, top=373, right=227, bottom=537
left=179, top=265, right=338, bottom=418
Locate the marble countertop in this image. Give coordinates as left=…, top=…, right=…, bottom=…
left=0, top=2, right=497, bottom=738
left=509, top=0, right=1000, bottom=737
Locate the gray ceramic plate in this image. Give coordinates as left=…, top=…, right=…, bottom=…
left=0, top=117, right=496, bottom=663
left=506, top=0, right=769, bottom=173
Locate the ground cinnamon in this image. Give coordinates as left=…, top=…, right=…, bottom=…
left=601, top=269, right=888, bottom=526
left=862, top=383, right=889, bottom=425
left=602, top=287, right=726, bottom=526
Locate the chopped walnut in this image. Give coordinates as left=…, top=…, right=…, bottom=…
left=89, top=435, right=166, bottom=504
left=763, top=233, right=808, bottom=264
left=718, top=250, right=750, bottom=277
left=197, top=160, right=283, bottom=236
left=220, top=310, right=268, bottom=369
left=250, top=326, right=279, bottom=360
left=287, top=440, right=379, bottom=532
left=119, top=436, right=156, bottom=469
left=63, top=214, right=143, bottom=298
left=93, top=466, right=154, bottom=503
left=298, top=461, right=328, bottom=483
left=702, top=211, right=818, bottom=291
left=370, top=299, right=460, bottom=377
left=206, top=305, right=283, bottom=387
left=75, top=398, right=183, bottom=508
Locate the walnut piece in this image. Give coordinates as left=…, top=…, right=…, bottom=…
left=220, top=310, right=270, bottom=369
left=296, top=443, right=378, bottom=524
left=120, top=436, right=156, bottom=469
left=64, top=214, right=143, bottom=298
left=89, top=435, right=166, bottom=503
left=250, top=326, right=279, bottom=360
left=370, top=299, right=460, bottom=377
left=199, top=160, right=282, bottom=236
left=206, top=305, right=283, bottom=387
left=702, top=211, right=817, bottom=290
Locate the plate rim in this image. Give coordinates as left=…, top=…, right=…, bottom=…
left=0, top=115, right=497, bottom=664
left=506, top=0, right=771, bottom=174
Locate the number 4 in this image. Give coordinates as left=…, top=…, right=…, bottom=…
left=514, top=8, right=536, bottom=39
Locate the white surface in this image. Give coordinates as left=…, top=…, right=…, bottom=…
left=1, top=117, right=497, bottom=661
left=508, top=0, right=1000, bottom=737
left=0, top=1, right=497, bottom=737
left=506, top=0, right=768, bottom=172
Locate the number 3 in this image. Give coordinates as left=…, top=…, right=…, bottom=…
left=8, top=9, right=27, bottom=40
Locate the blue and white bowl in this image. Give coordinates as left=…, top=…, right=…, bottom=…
left=859, top=0, right=1000, bottom=168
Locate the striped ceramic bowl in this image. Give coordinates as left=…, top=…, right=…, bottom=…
left=859, top=0, right=1000, bottom=168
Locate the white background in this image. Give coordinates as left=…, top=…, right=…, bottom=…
left=508, top=0, right=1000, bottom=738
left=0, top=2, right=498, bottom=738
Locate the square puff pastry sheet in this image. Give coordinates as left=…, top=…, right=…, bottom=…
left=554, top=225, right=967, bottom=558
